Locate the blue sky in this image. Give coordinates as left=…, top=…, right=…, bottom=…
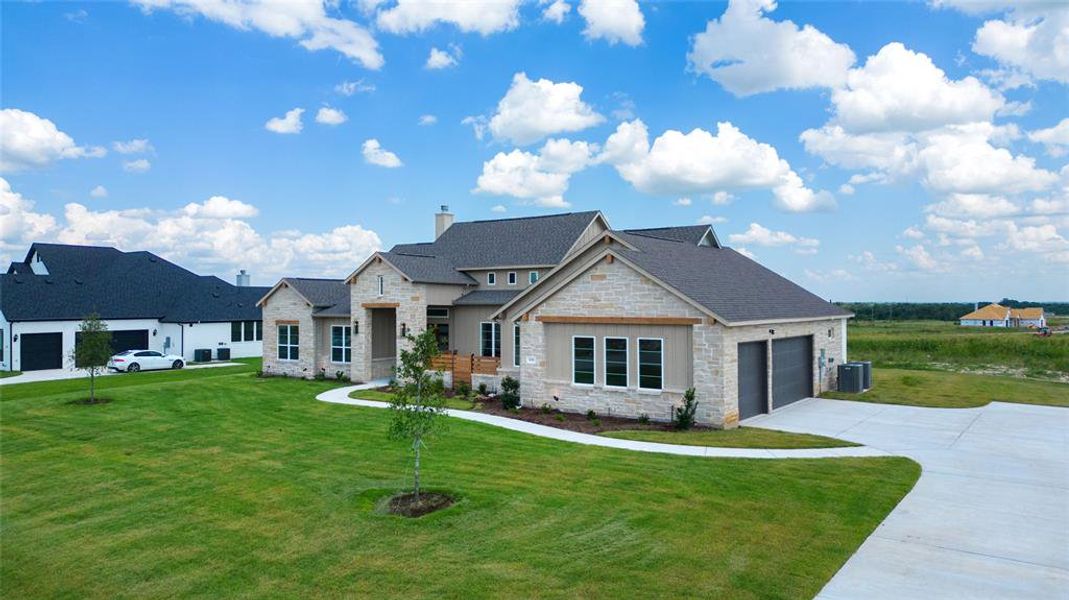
left=1, top=0, right=1066, bottom=301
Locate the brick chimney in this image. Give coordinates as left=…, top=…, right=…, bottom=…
left=435, top=205, right=454, bottom=239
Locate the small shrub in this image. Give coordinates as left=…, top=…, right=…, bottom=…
left=335, top=370, right=350, bottom=382
left=672, top=387, right=699, bottom=431
left=540, top=403, right=553, bottom=414
left=477, top=382, right=488, bottom=396
left=591, top=418, right=601, bottom=427
left=554, top=413, right=566, bottom=422
left=256, top=369, right=265, bottom=378
left=456, top=382, right=471, bottom=398
left=638, top=413, right=650, bottom=425
left=500, top=376, right=521, bottom=410
left=314, top=370, right=327, bottom=381
left=586, top=409, right=597, bottom=420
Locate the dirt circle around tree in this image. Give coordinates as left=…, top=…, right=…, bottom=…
left=386, top=492, right=455, bottom=518
left=66, top=397, right=113, bottom=406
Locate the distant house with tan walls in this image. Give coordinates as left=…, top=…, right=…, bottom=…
left=959, top=303, right=1046, bottom=328
left=258, top=207, right=852, bottom=428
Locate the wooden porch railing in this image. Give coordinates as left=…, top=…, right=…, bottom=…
left=429, top=351, right=500, bottom=385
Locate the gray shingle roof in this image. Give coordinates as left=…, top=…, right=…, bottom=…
left=282, top=278, right=352, bottom=317
left=624, top=225, right=715, bottom=246
left=389, top=211, right=600, bottom=270
left=380, top=253, right=478, bottom=285
left=615, top=233, right=851, bottom=323
left=453, top=289, right=523, bottom=306
left=0, top=243, right=269, bottom=323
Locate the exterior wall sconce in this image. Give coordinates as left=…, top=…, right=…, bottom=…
left=353, top=321, right=359, bottom=334
left=13, top=334, right=18, bottom=342
left=828, top=328, right=833, bottom=338
left=768, top=328, right=776, bottom=335
left=400, top=323, right=408, bottom=337
left=152, top=329, right=157, bottom=336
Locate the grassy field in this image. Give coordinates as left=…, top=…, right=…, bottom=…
left=1, top=367, right=918, bottom=599
left=823, top=367, right=1069, bottom=408
left=601, top=428, right=858, bottom=449
left=0, top=370, right=22, bottom=378
left=847, top=320, right=1068, bottom=377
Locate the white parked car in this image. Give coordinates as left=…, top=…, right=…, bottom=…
left=107, top=350, right=185, bottom=372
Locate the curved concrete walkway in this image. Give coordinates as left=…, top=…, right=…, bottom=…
left=316, top=383, right=890, bottom=459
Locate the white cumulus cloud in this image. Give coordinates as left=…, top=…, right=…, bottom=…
left=112, top=138, right=154, bottom=154
left=123, top=158, right=152, bottom=173
left=90, top=185, right=108, bottom=198
left=688, top=0, right=855, bottom=96
left=133, top=0, right=383, bottom=69
left=425, top=46, right=460, bottom=69
left=486, top=72, right=605, bottom=145
left=315, top=106, right=348, bottom=125
left=335, top=79, right=375, bottom=95
left=474, top=138, right=596, bottom=207
left=578, top=0, right=644, bottom=46
left=1028, top=118, right=1069, bottom=157
left=375, top=0, right=522, bottom=35
left=0, top=108, right=106, bottom=172
left=265, top=108, right=304, bottom=134
left=602, top=119, right=834, bottom=212
left=362, top=139, right=403, bottom=168
left=728, top=222, right=820, bottom=254
left=418, top=114, right=437, bottom=126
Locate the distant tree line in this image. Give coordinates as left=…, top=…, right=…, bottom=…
left=834, top=300, right=1066, bottom=322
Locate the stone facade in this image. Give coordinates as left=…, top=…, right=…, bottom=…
left=519, top=258, right=719, bottom=425
left=349, top=259, right=429, bottom=383
left=261, top=284, right=316, bottom=378
left=516, top=255, right=848, bottom=428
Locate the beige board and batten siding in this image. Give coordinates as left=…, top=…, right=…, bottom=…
left=543, top=323, right=692, bottom=391
left=261, top=283, right=316, bottom=378
left=450, top=305, right=498, bottom=356
left=315, top=317, right=352, bottom=377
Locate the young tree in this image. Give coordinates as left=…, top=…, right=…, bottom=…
left=388, top=328, right=447, bottom=500
left=70, top=313, right=113, bottom=403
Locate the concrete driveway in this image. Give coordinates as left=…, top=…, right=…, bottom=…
left=745, top=398, right=1069, bottom=599
left=0, top=362, right=242, bottom=386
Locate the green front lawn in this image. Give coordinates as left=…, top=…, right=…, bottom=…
left=823, top=367, right=1069, bottom=408
left=0, top=370, right=22, bottom=378
left=601, top=427, right=858, bottom=449
left=350, top=388, right=477, bottom=410
left=1, top=369, right=918, bottom=599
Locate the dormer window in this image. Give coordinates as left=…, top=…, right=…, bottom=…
left=529, top=271, right=539, bottom=284
left=487, top=272, right=496, bottom=286
left=377, top=275, right=384, bottom=296
left=507, top=272, right=517, bottom=285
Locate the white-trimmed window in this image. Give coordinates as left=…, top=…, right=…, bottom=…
left=513, top=323, right=520, bottom=367
left=277, top=324, right=299, bottom=361
left=572, top=336, right=595, bottom=385
left=331, top=325, right=351, bottom=363
left=377, top=275, right=384, bottom=296
left=604, top=337, right=628, bottom=388
left=480, top=322, right=501, bottom=357
left=507, top=271, right=517, bottom=285
left=487, top=272, right=496, bottom=286
left=528, top=271, right=539, bottom=284
left=638, top=338, right=663, bottom=391
left=231, top=320, right=262, bottom=342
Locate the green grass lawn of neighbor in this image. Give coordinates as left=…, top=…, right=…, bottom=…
left=0, top=370, right=22, bottom=378
left=1, top=369, right=919, bottom=599
left=823, top=367, right=1069, bottom=409
left=350, top=388, right=477, bottom=410
left=601, top=428, right=859, bottom=449
left=848, top=320, right=1068, bottom=377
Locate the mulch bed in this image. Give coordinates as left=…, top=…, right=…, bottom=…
left=386, top=492, right=455, bottom=517
left=477, top=399, right=706, bottom=435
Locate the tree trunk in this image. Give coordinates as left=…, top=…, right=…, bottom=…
left=413, top=435, right=421, bottom=501
left=89, top=369, right=95, bottom=403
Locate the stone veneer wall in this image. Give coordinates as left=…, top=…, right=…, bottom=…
left=349, top=259, right=428, bottom=383
left=261, top=284, right=316, bottom=378
left=519, top=258, right=723, bottom=425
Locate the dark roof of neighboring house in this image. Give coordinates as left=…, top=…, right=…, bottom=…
left=380, top=252, right=478, bottom=285
left=624, top=225, right=717, bottom=246
left=453, top=289, right=523, bottom=306
left=0, top=243, right=269, bottom=323
left=282, top=278, right=352, bottom=317
left=613, top=233, right=851, bottom=323
left=390, top=211, right=600, bottom=270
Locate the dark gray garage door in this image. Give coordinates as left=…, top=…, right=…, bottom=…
left=772, top=336, right=813, bottom=409
left=737, top=341, right=768, bottom=420
left=20, top=332, right=63, bottom=371
left=75, top=329, right=149, bottom=366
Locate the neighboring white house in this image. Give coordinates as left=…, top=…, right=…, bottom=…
left=959, top=303, right=1047, bottom=328
left=1, top=243, right=269, bottom=372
